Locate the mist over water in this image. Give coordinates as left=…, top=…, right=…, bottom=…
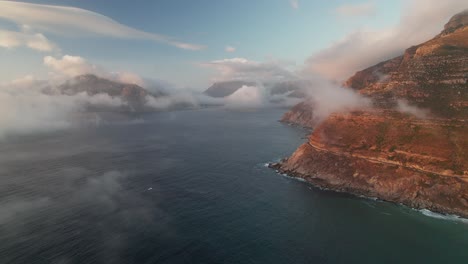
left=0, top=108, right=467, bottom=264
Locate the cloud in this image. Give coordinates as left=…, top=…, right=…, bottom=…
left=115, top=72, right=145, bottom=87
left=0, top=168, right=171, bottom=262
left=0, top=74, right=208, bottom=138
left=202, top=57, right=296, bottom=82
left=225, top=85, right=265, bottom=109
left=0, top=0, right=204, bottom=50
left=334, top=2, right=376, bottom=17
left=0, top=29, right=57, bottom=52
left=396, top=100, right=430, bottom=118
left=43, top=55, right=147, bottom=87
left=0, top=78, right=130, bottom=138
left=290, top=0, right=299, bottom=9
left=304, top=0, right=468, bottom=81
left=0, top=56, right=203, bottom=138
left=44, top=55, right=104, bottom=77
left=225, top=45, right=236, bottom=52
left=300, top=76, right=372, bottom=122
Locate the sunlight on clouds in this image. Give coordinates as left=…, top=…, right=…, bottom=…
left=44, top=55, right=102, bottom=77
left=202, top=58, right=295, bottom=82
left=0, top=30, right=57, bottom=52
left=43, top=55, right=146, bottom=87
left=0, top=0, right=204, bottom=50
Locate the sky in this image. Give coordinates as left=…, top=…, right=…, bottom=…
left=0, top=0, right=466, bottom=90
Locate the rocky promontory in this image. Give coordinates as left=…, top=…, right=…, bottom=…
left=276, top=10, right=468, bottom=217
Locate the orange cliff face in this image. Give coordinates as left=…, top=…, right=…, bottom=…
left=276, top=10, right=468, bottom=217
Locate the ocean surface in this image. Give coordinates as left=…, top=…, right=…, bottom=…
left=0, top=108, right=467, bottom=264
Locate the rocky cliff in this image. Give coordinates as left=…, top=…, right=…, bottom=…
left=276, top=10, right=468, bottom=217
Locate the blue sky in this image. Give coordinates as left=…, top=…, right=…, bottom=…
left=2, top=0, right=463, bottom=90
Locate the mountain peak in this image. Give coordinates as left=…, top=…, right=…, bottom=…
left=441, top=9, right=468, bottom=35
left=74, top=74, right=100, bottom=82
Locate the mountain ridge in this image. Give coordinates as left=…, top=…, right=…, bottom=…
left=275, top=10, right=468, bottom=217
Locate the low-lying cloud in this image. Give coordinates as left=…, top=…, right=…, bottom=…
left=0, top=80, right=128, bottom=138
left=0, top=168, right=170, bottom=262
left=302, top=77, right=372, bottom=122
left=225, top=85, right=266, bottom=109
left=396, top=99, right=430, bottom=118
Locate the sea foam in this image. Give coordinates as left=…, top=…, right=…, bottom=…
left=418, top=209, right=468, bottom=224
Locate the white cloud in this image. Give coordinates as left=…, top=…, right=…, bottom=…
left=304, top=0, right=468, bottom=81
left=43, top=55, right=147, bottom=87
left=115, top=72, right=145, bottom=87
left=44, top=55, right=103, bottom=77
left=290, top=0, right=299, bottom=10
left=0, top=0, right=204, bottom=50
left=301, top=77, right=371, bottom=121
left=334, top=2, right=376, bottom=17
left=225, top=45, right=236, bottom=52
left=225, top=85, right=265, bottom=109
left=0, top=80, right=127, bottom=138
left=396, top=100, right=430, bottom=118
left=0, top=30, right=56, bottom=52
left=202, top=57, right=295, bottom=82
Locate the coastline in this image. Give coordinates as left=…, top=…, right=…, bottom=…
left=268, top=160, right=468, bottom=220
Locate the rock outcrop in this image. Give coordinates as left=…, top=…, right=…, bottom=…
left=276, top=10, right=468, bottom=217
left=280, top=100, right=318, bottom=128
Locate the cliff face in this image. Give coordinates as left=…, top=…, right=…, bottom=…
left=276, top=111, right=468, bottom=217
left=277, top=11, right=468, bottom=216
left=344, top=13, right=468, bottom=117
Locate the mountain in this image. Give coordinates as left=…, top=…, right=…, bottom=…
left=344, top=12, right=467, bottom=117
left=203, top=81, right=256, bottom=98
left=47, top=74, right=165, bottom=112
left=204, top=80, right=308, bottom=99
left=274, top=10, right=468, bottom=217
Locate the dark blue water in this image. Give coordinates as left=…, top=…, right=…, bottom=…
left=0, top=108, right=467, bottom=264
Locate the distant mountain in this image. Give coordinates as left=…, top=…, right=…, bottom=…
left=45, top=74, right=165, bottom=112
left=203, top=80, right=256, bottom=98
left=204, top=79, right=308, bottom=100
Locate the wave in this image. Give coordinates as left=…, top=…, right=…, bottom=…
left=418, top=209, right=468, bottom=224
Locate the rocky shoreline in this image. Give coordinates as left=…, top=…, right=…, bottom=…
left=274, top=11, right=468, bottom=219
left=268, top=156, right=468, bottom=219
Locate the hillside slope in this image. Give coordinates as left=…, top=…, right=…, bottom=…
left=275, top=10, right=468, bottom=217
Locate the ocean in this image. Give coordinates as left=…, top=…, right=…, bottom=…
left=0, top=108, right=467, bottom=263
